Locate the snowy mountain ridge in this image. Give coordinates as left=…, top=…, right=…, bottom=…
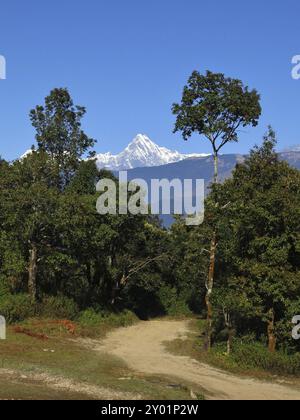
left=95, top=134, right=209, bottom=170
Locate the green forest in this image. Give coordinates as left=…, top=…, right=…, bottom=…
left=1, top=71, right=300, bottom=376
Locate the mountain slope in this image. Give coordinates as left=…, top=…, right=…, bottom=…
left=95, top=134, right=209, bottom=170
left=124, top=151, right=300, bottom=186
left=122, top=151, right=300, bottom=226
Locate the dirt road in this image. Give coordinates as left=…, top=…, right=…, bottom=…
left=98, top=320, right=300, bottom=400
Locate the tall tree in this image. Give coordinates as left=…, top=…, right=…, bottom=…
left=0, top=151, right=60, bottom=300
left=173, top=70, right=261, bottom=349
left=30, top=88, right=96, bottom=186
left=215, top=128, right=300, bottom=352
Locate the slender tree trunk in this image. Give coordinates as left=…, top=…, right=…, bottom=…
left=108, top=253, right=119, bottom=306
left=86, top=262, right=93, bottom=306
left=224, top=310, right=233, bottom=355
left=111, top=279, right=120, bottom=306
left=267, top=308, right=277, bottom=353
left=204, top=152, right=219, bottom=351
left=28, top=242, right=38, bottom=301
left=205, top=233, right=217, bottom=350
left=213, top=152, right=219, bottom=184
left=227, top=331, right=233, bottom=356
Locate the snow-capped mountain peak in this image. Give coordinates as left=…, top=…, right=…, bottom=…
left=127, top=134, right=155, bottom=149
left=95, top=134, right=209, bottom=171
left=20, top=149, right=34, bottom=160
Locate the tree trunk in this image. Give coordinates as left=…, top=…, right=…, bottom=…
left=28, top=242, right=38, bottom=301
left=267, top=309, right=277, bottom=353
left=213, top=152, right=219, bottom=184
left=227, top=331, right=233, bottom=356
left=204, top=151, right=219, bottom=351
left=205, top=232, right=217, bottom=351
left=111, top=278, right=120, bottom=306
left=223, top=309, right=233, bottom=355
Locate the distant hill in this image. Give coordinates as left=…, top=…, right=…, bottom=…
left=124, top=151, right=300, bottom=186
left=124, top=154, right=243, bottom=187
left=116, top=151, right=300, bottom=226
left=280, top=151, right=300, bottom=170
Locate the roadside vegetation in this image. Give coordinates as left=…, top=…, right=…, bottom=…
left=167, top=320, right=300, bottom=380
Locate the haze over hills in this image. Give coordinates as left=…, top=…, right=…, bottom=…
left=123, top=150, right=300, bottom=188
left=283, top=146, right=300, bottom=152
left=122, top=150, right=300, bottom=226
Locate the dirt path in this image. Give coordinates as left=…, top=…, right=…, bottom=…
left=98, top=320, right=300, bottom=400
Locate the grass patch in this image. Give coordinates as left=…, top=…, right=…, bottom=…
left=0, top=318, right=198, bottom=400
left=0, top=374, right=94, bottom=400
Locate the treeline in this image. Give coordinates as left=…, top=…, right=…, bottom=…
left=0, top=76, right=300, bottom=358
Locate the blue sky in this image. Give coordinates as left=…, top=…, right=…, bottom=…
left=0, top=0, right=299, bottom=160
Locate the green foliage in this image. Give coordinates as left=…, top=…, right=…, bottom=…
left=168, top=219, right=210, bottom=315
left=218, top=340, right=300, bottom=376
left=0, top=277, right=10, bottom=299
left=158, top=286, right=192, bottom=317
left=0, top=87, right=201, bottom=327
left=30, top=88, right=96, bottom=185
left=77, top=309, right=104, bottom=327
left=210, top=128, right=300, bottom=350
left=38, top=296, right=79, bottom=320
left=66, top=160, right=99, bottom=195
left=173, top=70, right=261, bottom=153
left=78, top=309, right=138, bottom=328
left=0, top=294, right=35, bottom=323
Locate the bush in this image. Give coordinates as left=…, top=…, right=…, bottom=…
left=105, top=310, right=139, bottom=327
left=227, top=340, right=300, bottom=376
left=78, top=308, right=138, bottom=328
left=38, top=295, right=79, bottom=320
left=0, top=276, right=10, bottom=299
left=158, top=286, right=192, bottom=317
left=77, top=308, right=104, bottom=327
left=0, top=294, right=35, bottom=324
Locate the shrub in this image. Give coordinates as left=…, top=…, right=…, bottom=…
left=0, top=294, right=35, bottom=324
left=0, top=276, right=10, bottom=298
left=77, top=308, right=104, bottom=327
left=78, top=308, right=138, bottom=328
left=227, top=340, right=300, bottom=376
left=105, top=310, right=139, bottom=327
left=158, top=286, right=192, bottom=317
left=38, top=295, right=79, bottom=320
